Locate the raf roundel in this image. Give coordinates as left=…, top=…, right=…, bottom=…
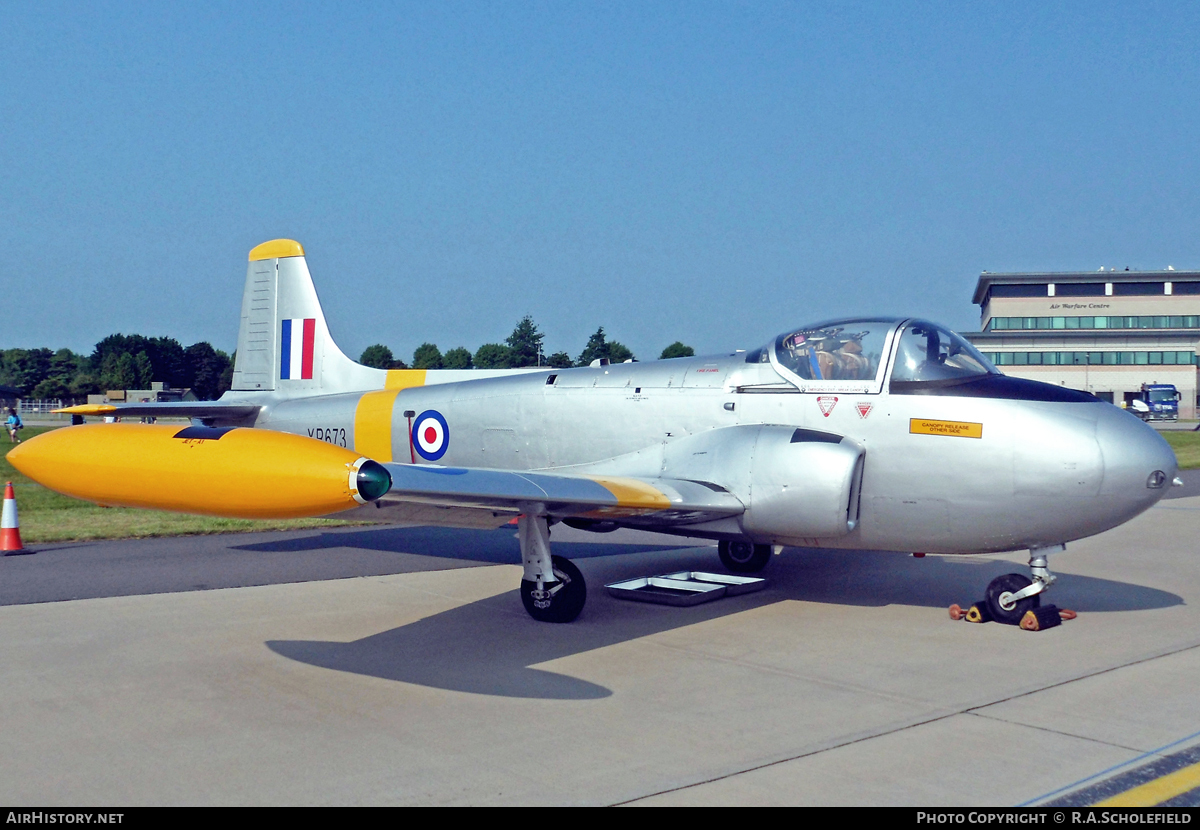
left=412, top=410, right=450, bottom=461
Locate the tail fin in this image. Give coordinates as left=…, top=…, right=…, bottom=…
left=231, top=239, right=384, bottom=395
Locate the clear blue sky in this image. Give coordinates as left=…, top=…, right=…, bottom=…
left=3, top=1, right=1198, bottom=362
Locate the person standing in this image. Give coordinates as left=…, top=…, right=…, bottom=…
left=6, top=408, right=22, bottom=443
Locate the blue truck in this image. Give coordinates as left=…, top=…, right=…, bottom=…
left=1128, top=383, right=1181, bottom=421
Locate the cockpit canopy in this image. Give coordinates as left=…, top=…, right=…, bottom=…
left=772, top=319, right=891, bottom=383
left=759, top=317, right=997, bottom=391
left=889, top=320, right=997, bottom=385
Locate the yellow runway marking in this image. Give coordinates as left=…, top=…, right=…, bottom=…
left=1094, top=759, right=1200, bottom=806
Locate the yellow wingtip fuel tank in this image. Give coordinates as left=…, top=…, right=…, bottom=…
left=8, top=424, right=392, bottom=519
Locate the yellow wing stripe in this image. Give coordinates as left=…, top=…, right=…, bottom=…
left=248, top=239, right=305, bottom=261
left=353, top=370, right=428, bottom=462
left=385, top=369, right=428, bottom=390
left=354, top=391, right=399, bottom=463
left=590, top=477, right=673, bottom=510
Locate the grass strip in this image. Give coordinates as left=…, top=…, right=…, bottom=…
left=1161, top=429, right=1200, bottom=471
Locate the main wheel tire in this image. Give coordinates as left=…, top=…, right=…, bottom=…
left=718, top=540, right=772, bottom=573
left=520, top=555, right=587, bottom=623
left=985, top=573, right=1041, bottom=625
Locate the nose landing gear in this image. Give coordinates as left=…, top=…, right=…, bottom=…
left=984, top=544, right=1062, bottom=625
left=718, top=540, right=772, bottom=573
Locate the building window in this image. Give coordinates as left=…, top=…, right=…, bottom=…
left=979, top=351, right=1196, bottom=366
left=1113, top=282, right=1165, bottom=296
left=1056, top=282, right=1106, bottom=297
left=989, top=284, right=1051, bottom=298
left=988, top=315, right=1198, bottom=331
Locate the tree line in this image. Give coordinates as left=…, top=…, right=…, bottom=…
left=360, top=316, right=694, bottom=370
left=1, top=317, right=695, bottom=400
left=0, top=335, right=233, bottom=400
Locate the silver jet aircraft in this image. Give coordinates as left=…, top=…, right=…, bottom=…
left=27, top=240, right=1180, bottom=625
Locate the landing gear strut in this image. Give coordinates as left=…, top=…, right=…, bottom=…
left=517, top=510, right=586, bottom=623
left=718, top=540, right=772, bottom=573
left=984, top=544, right=1062, bottom=625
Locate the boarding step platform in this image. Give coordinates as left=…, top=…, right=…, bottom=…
left=605, top=571, right=767, bottom=607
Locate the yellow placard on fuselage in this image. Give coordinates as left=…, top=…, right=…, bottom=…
left=909, top=418, right=983, bottom=439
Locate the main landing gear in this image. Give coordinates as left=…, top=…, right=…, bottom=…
left=517, top=512, right=586, bottom=623
left=983, top=544, right=1063, bottom=625
left=718, top=540, right=772, bottom=573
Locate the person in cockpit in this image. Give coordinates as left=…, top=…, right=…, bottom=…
left=825, top=337, right=869, bottom=380
left=788, top=329, right=871, bottom=380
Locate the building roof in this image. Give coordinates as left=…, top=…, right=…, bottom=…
left=972, top=270, right=1200, bottom=306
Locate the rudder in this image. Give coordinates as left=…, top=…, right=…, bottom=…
left=231, top=239, right=384, bottom=395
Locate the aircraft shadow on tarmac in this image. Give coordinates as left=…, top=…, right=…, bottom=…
left=266, top=533, right=1182, bottom=700
left=233, top=525, right=684, bottom=564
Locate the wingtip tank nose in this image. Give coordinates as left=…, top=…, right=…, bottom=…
left=6, top=439, right=30, bottom=472
left=355, top=459, right=392, bottom=502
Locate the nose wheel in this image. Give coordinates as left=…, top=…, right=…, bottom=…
left=985, top=573, right=1040, bottom=625
left=718, top=540, right=772, bottom=573
left=984, top=545, right=1062, bottom=625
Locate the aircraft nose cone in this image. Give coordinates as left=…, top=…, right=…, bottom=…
left=1097, top=406, right=1178, bottom=512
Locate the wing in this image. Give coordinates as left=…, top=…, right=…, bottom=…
left=377, top=462, right=745, bottom=528
left=54, top=402, right=262, bottom=423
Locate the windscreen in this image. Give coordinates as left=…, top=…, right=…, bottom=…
left=774, top=322, right=890, bottom=382
left=890, top=322, right=996, bottom=385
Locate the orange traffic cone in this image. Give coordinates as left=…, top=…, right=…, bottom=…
left=2, top=481, right=24, bottom=553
